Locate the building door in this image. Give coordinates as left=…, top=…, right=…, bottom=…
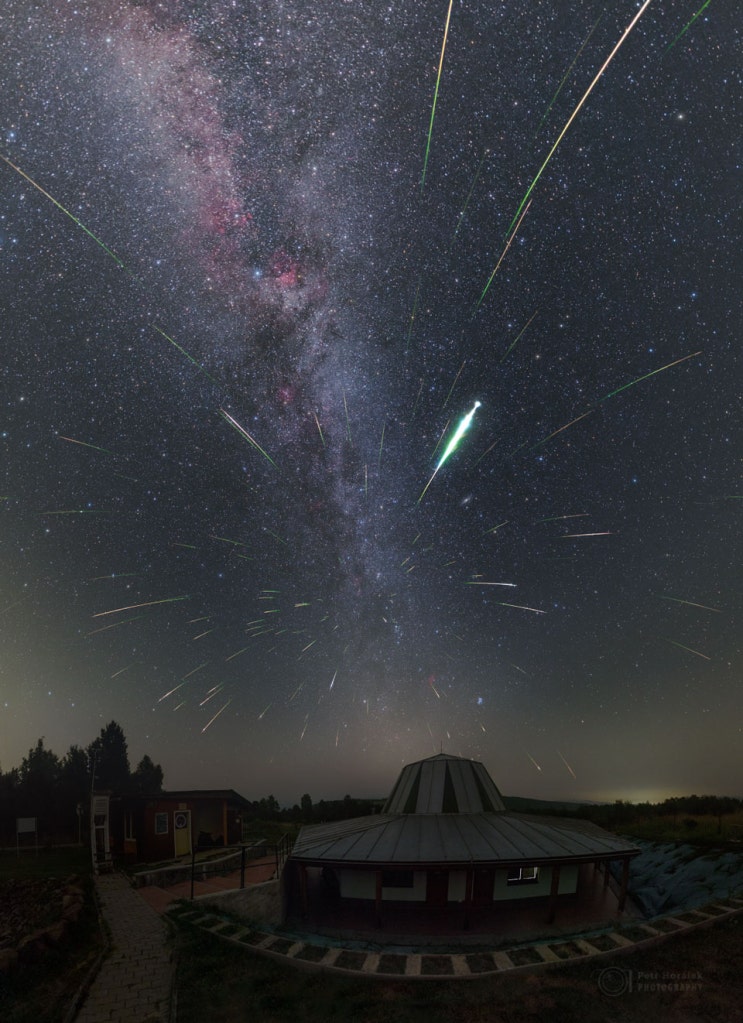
left=426, top=869, right=449, bottom=906
left=473, top=868, right=495, bottom=906
left=174, top=810, right=191, bottom=857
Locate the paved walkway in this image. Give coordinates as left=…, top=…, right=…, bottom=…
left=75, top=872, right=174, bottom=1023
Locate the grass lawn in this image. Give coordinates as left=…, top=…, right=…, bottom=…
left=0, top=846, right=104, bottom=1023
left=173, top=914, right=743, bottom=1022
left=0, top=845, right=92, bottom=881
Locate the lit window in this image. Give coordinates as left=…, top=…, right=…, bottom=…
left=507, top=866, right=540, bottom=885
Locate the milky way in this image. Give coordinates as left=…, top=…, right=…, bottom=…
left=1, top=1, right=740, bottom=802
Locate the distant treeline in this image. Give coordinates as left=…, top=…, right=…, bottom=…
left=242, top=792, right=384, bottom=826
left=4, top=725, right=741, bottom=846
left=0, top=722, right=163, bottom=844
left=503, top=793, right=743, bottom=831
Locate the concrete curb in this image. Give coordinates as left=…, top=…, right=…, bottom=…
left=167, top=895, right=743, bottom=980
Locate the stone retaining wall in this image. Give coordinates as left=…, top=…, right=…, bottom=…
left=196, top=878, right=282, bottom=927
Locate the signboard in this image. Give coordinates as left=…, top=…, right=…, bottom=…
left=16, top=816, right=38, bottom=856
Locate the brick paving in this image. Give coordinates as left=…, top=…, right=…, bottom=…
left=75, top=872, right=173, bottom=1023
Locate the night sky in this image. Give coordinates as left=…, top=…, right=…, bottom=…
left=1, top=1, right=740, bottom=806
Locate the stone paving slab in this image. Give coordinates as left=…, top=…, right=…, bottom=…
left=166, top=894, right=743, bottom=982
left=75, top=873, right=173, bottom=1023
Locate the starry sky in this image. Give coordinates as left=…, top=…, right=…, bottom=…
left=1, top=1, right=740, bottom=807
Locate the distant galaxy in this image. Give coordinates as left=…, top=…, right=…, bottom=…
left=0, top=0, right=740, bottom=802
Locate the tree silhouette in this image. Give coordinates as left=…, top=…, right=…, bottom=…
left=18, top=738, right=61, bottom=825
left=131, top=754, right=164, bottom=794
left=87, top=720, right=130, bottom=792
left=300, top=792, right=313, bottom=822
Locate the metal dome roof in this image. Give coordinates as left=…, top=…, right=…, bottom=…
left=381, top=753, right=507, bottom=814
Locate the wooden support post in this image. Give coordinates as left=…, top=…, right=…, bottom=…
left=618, top=857, right=630, bottom=913
left=463, top=868, right=473, bottom=930
left=299, top=863, right=308, bottom=917
left=603, top=858, right=612, bottom=888
left=375, top=870, right=382, bottom=928
left=547, top=864, right=561, bottom=923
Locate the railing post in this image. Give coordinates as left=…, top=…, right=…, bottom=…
left=190, top=846, right=196, bottom=901
left=240, top=844, right=246, bottom=889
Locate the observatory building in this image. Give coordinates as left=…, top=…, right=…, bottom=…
left=287, top=753, right=640, bottom=935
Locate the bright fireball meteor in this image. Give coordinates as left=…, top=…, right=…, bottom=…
left=418, top=400, right=481, bottom=504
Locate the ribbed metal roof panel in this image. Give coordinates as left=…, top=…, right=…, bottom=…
left=416, top=760, right=433, bottom=812
left=382, top=754, right=506, bottom=814
left=292, top=812, right=640, bottom=865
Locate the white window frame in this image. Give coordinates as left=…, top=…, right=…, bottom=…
left=507, top=866, right=540, bottom=885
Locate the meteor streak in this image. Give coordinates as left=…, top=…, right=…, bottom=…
left=599, top=351, right=701, bottom=402
left=495, top=602, right=547, bottom=615
left=561, top=531, right=614, bottom=538
left=501, top=310, right=538, bottom=363
left=0, top=154, right=128, bottom=272
left=663, top=638, right=711, bottom=660
left=201, top=699, right=231, bottom=733
left=421, top=0, right=454, bottom=192
left=92, top=596, right=189, bottom=617
left=504, top=0, right=654, bottom=239
left=557, top=750, right=577, bottom=779
left=443, top=360, right=466, bottom=408
left=533, top=11, right=605, bottom=139
left=453, top=149, right=489, bottom=238
left=665, top=0, right=713, bottom=54
left=658, top=595, right=722, bottom=613
left=58, top=436, right=113, bottom=455
left=158, top=680, right=188, bottom=703
left=219, top=409, right=277, bottom=468
left=418, top=400, right=481, bottom=503
left=475, top=200, right=532, bottom=311
left=530, top=410, right=593, bottom=451
left=465, top=581, right=516, bottom=587
left=85, top=615, right=142, bottom=637
left=153, top=326, right=218, bottom=385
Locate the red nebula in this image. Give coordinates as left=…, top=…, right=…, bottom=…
left=277, top=382, right=298, bottom=405
left=270, top=249, right=300, bottom=288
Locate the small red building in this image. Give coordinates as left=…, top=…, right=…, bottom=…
left=113, top=789, right=252, bottom=862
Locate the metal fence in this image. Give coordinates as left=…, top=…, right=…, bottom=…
left=188, top=836, right=294, bottom=900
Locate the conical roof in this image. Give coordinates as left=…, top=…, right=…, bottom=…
left=381, top=753, right=506, bottom=814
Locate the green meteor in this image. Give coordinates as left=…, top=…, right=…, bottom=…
left=665, top=0, right=713, bottom=55
left=501, top=0, right=654, bottom=243
left=533, top=11, right=604, bottom=141
left=418, top=400, right=481, bottom=504
left=421, top=0, right=454, bottom=193
left=599, top=351, right=701, bottom=402
left=153, top=326, right=220, bottom=386
left=0, top=154, right=128, bottom=272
